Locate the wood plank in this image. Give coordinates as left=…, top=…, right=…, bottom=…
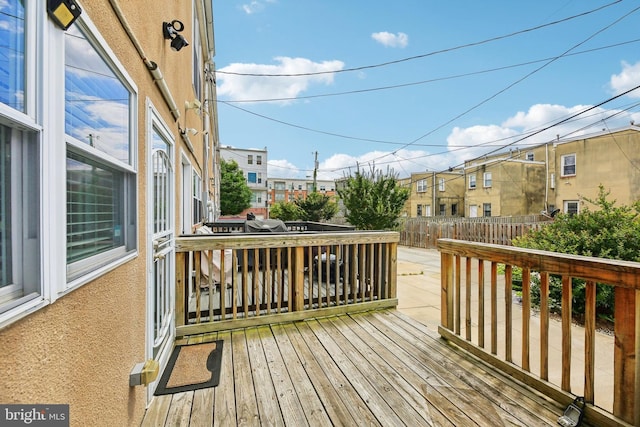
left=293, top=320, right=381, bottom=426
left=231, top=330, right=260, bottom=426
left=191, top=388, right=214, bottom=426
left=540, top=272, right=549, bottom=380
left=614, top=287, right=636, bottom=423
left=311, top=317, right=426, bottom=426
left=213, top=330, right=236, bottom=426
left=268, top=324, right=331, bottom=426
left=165, top=392, right=194, bottom=427
left=505, top=264, right=513, bottom=363
left=141, top=394, right=171, bottom=427
left=330, top=315, right=455, bottom=427
left=522, top=267, right=531, bottom=372
left=584, top=280, right=596, bottom=404
left=244, top=327, right=285, bottom=425
left=280, top=322, right=360, bottom=426
left=561, top=275, right=572, bottom=392
left=368, top=311, right=559, bottom=426
left=490, top=261, right=497, bottom=355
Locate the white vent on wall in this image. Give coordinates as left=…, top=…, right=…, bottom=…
left=550, top=173, right=555, bottom=189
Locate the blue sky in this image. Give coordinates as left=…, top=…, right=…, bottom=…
left=213, top=1, right=640, bottom=180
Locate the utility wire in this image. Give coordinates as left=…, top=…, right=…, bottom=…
left=220, top=38, right=640, bottom=104
left=215, top=1, right=621, bottom=77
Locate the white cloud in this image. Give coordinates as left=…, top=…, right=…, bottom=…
left=241, top=0, right=277, bottom=14
left=268, top=159, right=302, bottom=178
left=609, top=61, right=640, bottom=98
left=217, top=57, right=345, bottom=103
left=371, top=31, right=409, bottom=48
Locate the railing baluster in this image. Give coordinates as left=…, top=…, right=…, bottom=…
left=478, top=259, right=484, bottom=348
left=522, top=267, right=531, bottom=372
left=491, top=261, right=497, bottom=355
left=584, top=280, right=596, bottom=404
left=561, top=275, right=572, bottom=392
left=455, top=255, right=461, bottom=335
left=465, top=257, right=471, bottom=341
left=539, top=272, right=549, bottom=380
left=505, top=265, right=512, bottom=363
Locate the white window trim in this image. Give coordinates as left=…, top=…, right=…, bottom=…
left=564, top=200, right=580, bottom=215
left=62, top=16, right=138, bottom=291
left=468, top=174, right=477, bottom=189
left=417, top=179, right=427, bottom=193
left=483, top=172, right=492, bottom=188
left=438, top=178, right=445, bottom=192
left=561, top=153, right=576, bottom=177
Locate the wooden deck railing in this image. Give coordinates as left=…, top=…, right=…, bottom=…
left=438, top=238, right=639, bottom=427
left=175, top=231, right=399, bottom=337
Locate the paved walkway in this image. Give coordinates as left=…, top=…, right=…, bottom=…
left=395, top=245, right=615, bottom=413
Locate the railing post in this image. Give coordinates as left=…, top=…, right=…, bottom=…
left=388, top=242, right=397, bottom=299
left=441, top=251, right=454, bottom=329
left=614, top=286, right=636, bottom=423
left=292, top=246, right=305, bottom=311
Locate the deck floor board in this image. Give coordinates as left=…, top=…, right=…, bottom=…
left=142, top=309, right=563, bottom=426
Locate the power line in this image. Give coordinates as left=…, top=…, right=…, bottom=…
left=219, top=38, right=640, bottom=104
left=215, top=1, right=621, bottom=78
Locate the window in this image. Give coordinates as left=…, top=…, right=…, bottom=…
left=468, top=174, right=476, bottom=189
left=417, top=205, right=422, bottom=216
left=298, top=185, right=302, bottom=190
left=483, top=203, right=492, bottom=217
left=250, top=193, right=257, bottom=203
left=247, top=172, right=257, bottom=184
left=247, top=155, right=253, bottom=165
left=65, top=22, right=136, bottom=282
left=564, top=201, right=579, bottom=215
left=561, top=154, right=576, bottom=176
left=424, top=205, right=431, bottom=217
left=526, top=152, right=534, bottom=161
left=451, top=203, right=458, bottom=216
left=256, top=155, right=262, bottom=165
left=483, top=172, right=492, bottom=188
left=417, top=179, right=427, bottom=193
left=307, top=183, right=314, bottom=192
left=193, top=173, right=203, bottom=224
left=192, top=3, right=202, bottom=101
left=275, top=193, right=285, bottom=201
left=257, top=172, right=262, bottom=184
left=0, top=1, right=42, bottom=316
left=275, top=181, right=285, bottom=191
left=0, top=0, right=25, bottom=112
left=439, top=204, right=446, bottom=216
left=0, top=125, right=41, bottom=314
left=438, top=178, right=445, bottom=192
left=257, top=195, right=262, bottom=203
left=320, top=185, right=326, bottom=192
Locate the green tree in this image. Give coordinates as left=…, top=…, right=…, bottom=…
left=337, top=166, right=409, bottom=230
left=219, top=159, right=251, bottom=216
left=269, top=201, right=302, bottom=221
left=295, top=192, right=338, bottom=222
left=513, top=185, right=640, bottom=319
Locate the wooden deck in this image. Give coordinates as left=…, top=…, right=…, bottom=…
left=141, top=309, right=565, bottom=426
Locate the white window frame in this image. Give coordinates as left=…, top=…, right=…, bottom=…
left=247, top=154, right=253, bottom=165
left=425, top=205, right=431, bottom=217
left=438, top=178, right=445, bottom=192
left=193, top=171, right=203, bottom=225
left=64, top=18, right=138, bottom=286
left=483, top=172, right=492, bottom=188
left=526, top=152, right=534, bottom=161
left=417, top=179, right=427, bottom=193
left=468, top=174, right=476, bottom=189
left=483, top=203, right=492, bottom=217
left=561, top=154, right=576, bottom=177
left=192, top=1, right=202, bottom=101
left=564, top=200, right=579, bottom=215
left=416, top=205, right=422, bottom=216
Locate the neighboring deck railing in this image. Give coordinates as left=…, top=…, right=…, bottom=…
left=175, top=231, right=399, bottom=337
left=438, top=238, right=639, bottom=427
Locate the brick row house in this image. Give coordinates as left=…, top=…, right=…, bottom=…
left=0, top=1, right=219, bottom=425
left=402, top=125, right=640, bottom=218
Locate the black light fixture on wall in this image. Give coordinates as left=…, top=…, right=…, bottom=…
left=163, top=20, right=189, bottom=51
left=47, top=0, right=82, bottom=30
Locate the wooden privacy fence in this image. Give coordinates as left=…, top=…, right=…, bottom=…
left=174, top=231, right=399, bottom=337
left=400, top=216, right=551, bottom=248
left=438, top=238, right=640, bottom=427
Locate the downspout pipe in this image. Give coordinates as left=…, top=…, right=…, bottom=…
left=109, top=0, right=180, bottom=120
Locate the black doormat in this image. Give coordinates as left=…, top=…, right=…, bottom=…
left=154, top=340, right=223, bottom=395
